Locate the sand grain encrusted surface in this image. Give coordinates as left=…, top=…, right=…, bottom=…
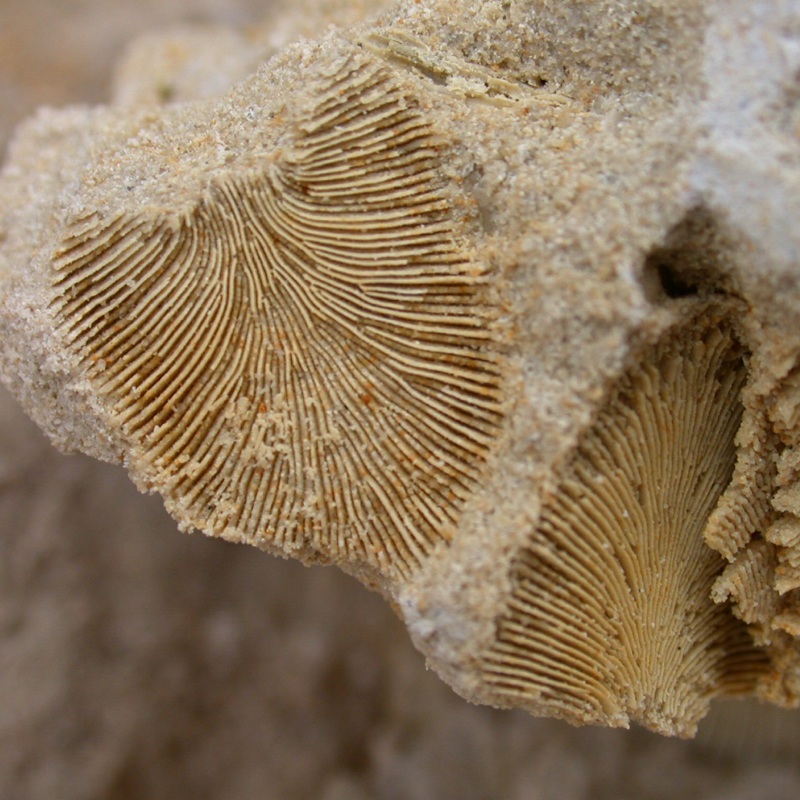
left=0, top=1, right=799, bottom=798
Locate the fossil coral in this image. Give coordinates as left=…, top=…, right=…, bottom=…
left=480, top=305, right=766, bottom=734
left=52, top=52, right=502, bottom=584
left=1, top=0, right=800, bottom=737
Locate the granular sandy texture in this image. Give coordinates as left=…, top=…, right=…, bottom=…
left=0, top=1, right=799, bottom=798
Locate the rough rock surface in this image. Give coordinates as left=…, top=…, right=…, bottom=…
left=1, top=1, right=800, bottom=797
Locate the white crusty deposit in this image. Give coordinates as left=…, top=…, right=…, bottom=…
left=1, top=0, right=799, bottom=737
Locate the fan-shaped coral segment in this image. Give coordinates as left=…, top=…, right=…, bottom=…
left=479, top=306, right=768, bottom=736
left=768, top=391, right=800, bottom=600
left=708, top=365, right=800, bottom=702
left=51, top=53, right=503, bottom=582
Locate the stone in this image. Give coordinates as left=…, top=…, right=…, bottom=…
left=2, top=0, right=800, bottom=737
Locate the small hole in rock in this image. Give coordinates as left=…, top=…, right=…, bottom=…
left=641, top=208, right=734, bottom=305
left=653, top=260, right=700, bottom=299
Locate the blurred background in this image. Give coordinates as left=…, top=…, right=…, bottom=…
left=0, top=2, right=799, bottom=798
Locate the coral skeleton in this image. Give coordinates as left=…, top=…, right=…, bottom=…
left=2, top=0, right=800, bottom=736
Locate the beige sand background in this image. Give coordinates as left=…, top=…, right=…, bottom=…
left=1, top=2, right=799, bottom=798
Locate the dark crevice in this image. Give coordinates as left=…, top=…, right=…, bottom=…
left=652, top=260, right=701, bottom=299
left=642, top=207, right=737, bottom=305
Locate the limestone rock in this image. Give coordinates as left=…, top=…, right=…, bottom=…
left=2, top=0, right=800, bottom=737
